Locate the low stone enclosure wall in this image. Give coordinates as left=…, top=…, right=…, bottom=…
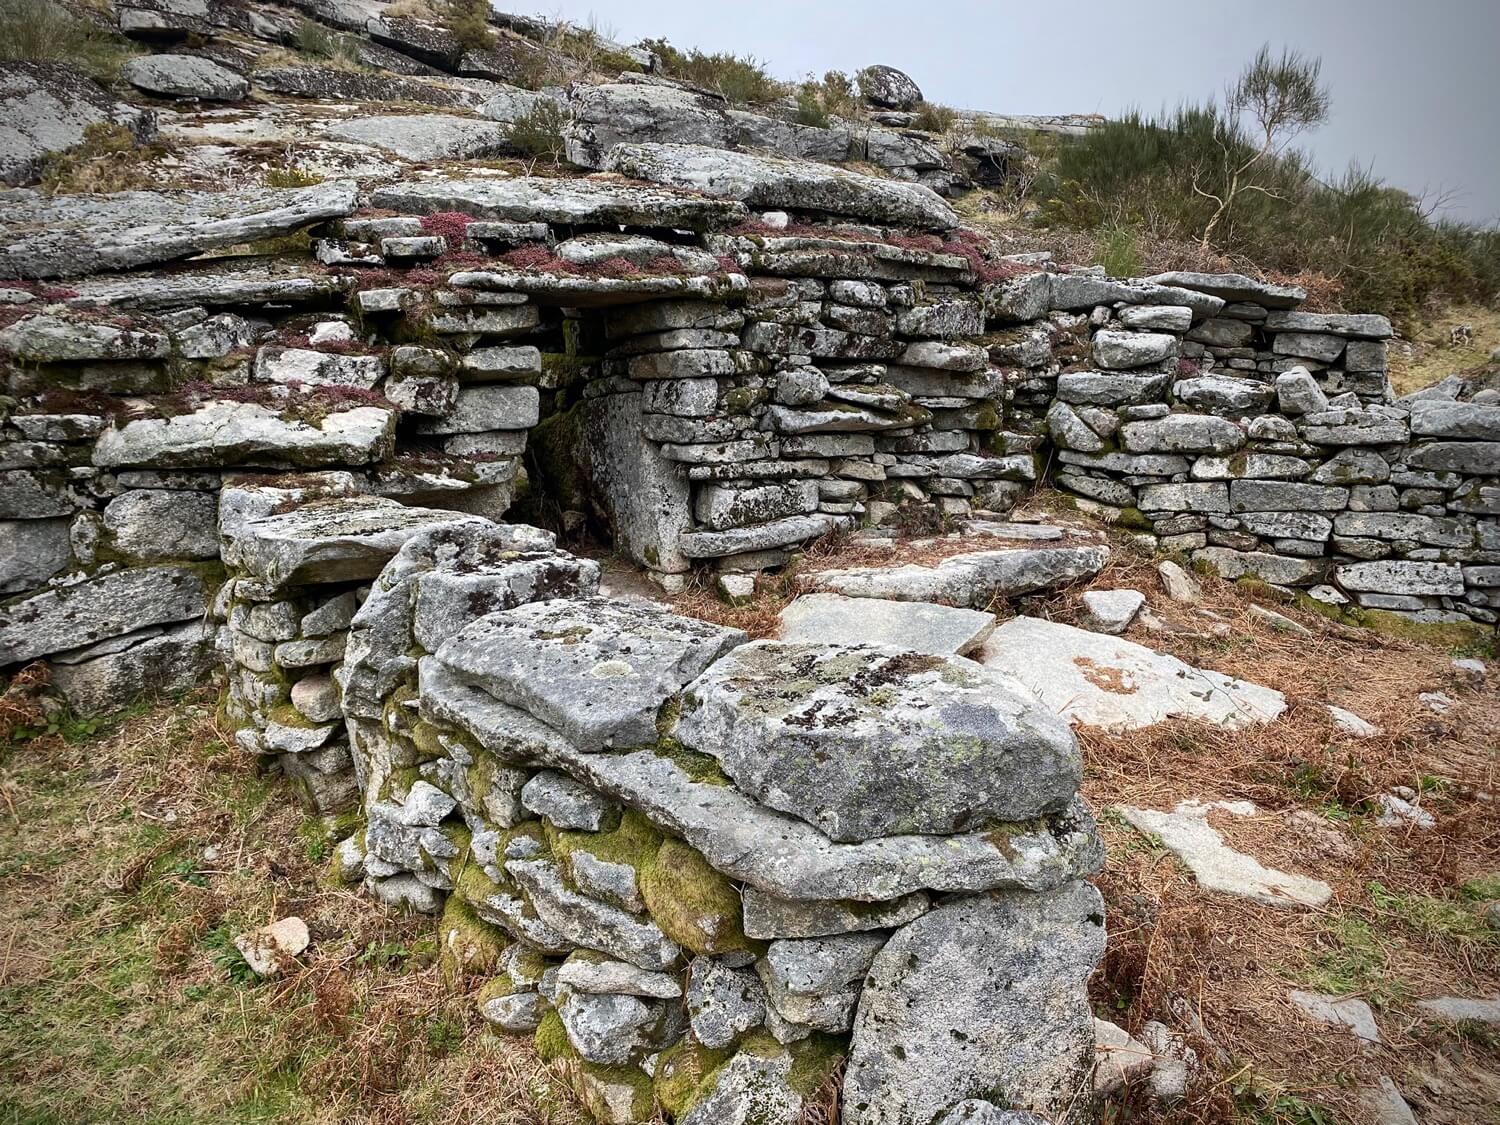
left=213, top=495, right=1105, bottom=1123
left=1, top=146, right=1496, bottom=1123
left=2, top=148, right=1496, bottom=698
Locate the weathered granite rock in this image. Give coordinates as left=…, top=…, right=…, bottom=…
left=842, top=882, right=1107, bottom=1123
left=94, top=401, right=394, bottom=470
left=521, top=769, right=619, bottom=832
left=507, top=856, right=681, bottom=970
left=322, top=114, right=511, bottom=161
left=436, top=595, right=745, bottom=751
left=0, top=313, right=168, bottom=362
left=1335, top=560, right=1465, bottom=597
left=1145, top=271, right=1306, bottom=309
left=563, top=82, right=733, bottom=168
left=122, top=54, right=248, bottom=101
left=554, top=983, right=682, bottom=1064
left=859, top=64, right=922, bottom=109
left=1079, top=589, right=1145, bottom=634
left=0, top=564, right=207, bottom=665
left=0, top=61, right=153, bottom=187
left=1092, top=330, right=1179, bottom=370
left=49, top=619, right=212, bottom=714
left=557, top=955, right=682, bottom=1000
left=421, top=661, right=1105, bottom=901
left=1408, top=399, right=1500, bottom=440
left=0, top=518, right=72, bottom=595
left=677, top=640, right=1080, bottom=841
left=231, top=497, right=487, bottom=588
left=1118, top=800, right=1332, bottom=908
left=741, top=888, right=930, bottom=940
left=979, top=617, right=1287, bottom=730
left=0, top=181, right=358, bottom=278
left=1263, top=311, right=1393, bottom=339
left=686, top=957, right=767, bottom=1049
left=678, top=1046, right=808, bottom=1125
left=604, top=143, right=959, bottom=230
left=371, top=175, right=746, bottom=231
left=102, top=488, right=218, bottom=561
left=777, top=593, right=995, bottom=655
left=809, top=546, right=1109, bottom=608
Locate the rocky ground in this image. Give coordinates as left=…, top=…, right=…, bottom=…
left=2, top=501, right=1495, bottom=1125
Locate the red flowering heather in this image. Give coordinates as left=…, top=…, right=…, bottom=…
left=418, top=212, right=475, bottom=244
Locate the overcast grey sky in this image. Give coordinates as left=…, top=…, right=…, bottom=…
left=525, top=0, right=1499, bottom=226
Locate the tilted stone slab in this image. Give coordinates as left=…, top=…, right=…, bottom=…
left=842, top=881, right=1106, bottom=1123
left=1145, top=271, right=1306, bottom=309
left=978, top=616, right=1287, bottom=731
left=506, top=857, right=681, bottom=971
left=419, top=659, right=1104, bottom=902
left=1408, top=400, right=1500, bottom=440
left=678, top=513, right=846, bottom=559
left=778, top=593, right=995, bottom=655
left=371, top=175, right=747, bottom=231
left=1117, top=800, right=1331, bottom=908
left=231, top=497, right=488, bottom=588
left=93, top=401, right=396, bottom=470
left=741, top=887, right=931, bottom=940
left=0, top=61, right=152, bottom=187
left=808, top=546, right=1109, bottom=608
left=676, top=641, right=1081, bottom=842
left=603, top=142, right=959, bottom=230
left=435, top=595, right=745, bottom=752
left=0, top=564, right=206, bottom=666
left=0, top=181, right=358, bottom=278
left=62, top=264, right=356, bottom=310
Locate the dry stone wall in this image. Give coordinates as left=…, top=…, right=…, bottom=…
left=212, top=502, right=1104, bottom=1124
left=2, top=145, right=1495, bottom=718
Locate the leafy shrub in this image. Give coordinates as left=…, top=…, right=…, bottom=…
left=910, top=101, right=957, bottom=134
left=294, top=18, right=362, bottom=67
left=1037, top=49, right=1500, bottom=325
left=0, top=0, right=132, bottom=79
left=264, top=166, right=324, bottom=188
left=794, top=83, right=829, bottom=128
left=441, top=0, right=493, bottom=53
left=640, top=38, right=781, bottom=105
left=504, top=100, right=570, bottom=164
left=1096, top=226, right=1142, bottom=278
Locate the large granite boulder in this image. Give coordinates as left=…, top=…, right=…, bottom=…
left=676, top=641, right=1080, bottom=842
left=603, top=142, right=959, bottom=230
left=0, top=61, right=153, bottom=187
left=0, top=181, right=358, bottom=278
left=121, top=54, right=249, bottom=101
left=859, top=65, right=922, bottom=110
left=564, top=82, right=733, bottom=169
left=842, top=882, right=1107, bottom=1123
left=435, top=595, right=746, bottom=751
left=321, top=114, right=511, bottom=161
left=777, top=593, right=995, bottom=656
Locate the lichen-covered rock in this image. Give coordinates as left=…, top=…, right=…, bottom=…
left=686, top=957, right=767, bottom=1049
left=0, top=61, right=153, bottom=187
left=506, top=856, right=681, bottom=971
left=676, top=641, right=1080, bottom=841
left=604, top=143, right=959, bottom=230
left=808, top=546, right=1109, bottom=608
left=640, top=837, right=756, bottom=957
left=859, top=65, right=923, bottom=110
left=122, top=54, right=249, bottom=101
left=841, top=882, right=1107, bottom=1123
left=435, top=595, right=745, bottom=752
left=421, top=661, right=1105, bottom=902
left=0, top=181, right=358, bottom=278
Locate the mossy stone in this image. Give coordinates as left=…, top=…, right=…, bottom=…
left=534, top=1010, right=572, bottom=1063
left=639, top=837, right=758, bottom=957
left=653, top=1039, right=733, bottom=1118
left=436, top=892, right=508, bottom=990
left=549, top=808, right=662, bottom=888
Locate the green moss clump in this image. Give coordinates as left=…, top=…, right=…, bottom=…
left=649, top=741, right=733, bottom=787
left=1115, top=506, right=1153, bottom=531
left=786, top=1033, right=845, bottom=1097
left=475, top=975, right=517, bottom=1005
left=534, top=1010, right=573, bottom=1063
left=436, top=892, right=508, bottom=990
left=550, top=809, right=661, bottom=888
left=454, top=855, right=506, bottom=909
left=572, top=1059, right=656, bottom=1123
left=639, top=838, right=759, bottom=957
left=409, top=719, right=447, bottom=762
left=653, top=1039, right=733, bottom=1118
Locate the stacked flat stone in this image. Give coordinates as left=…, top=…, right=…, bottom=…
left=323, top=516, right=1105, bottom=1123
left=3, top=161, right=1490, bottom=715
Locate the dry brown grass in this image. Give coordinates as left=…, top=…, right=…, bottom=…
left=0, top=690, right=587, bottom=1125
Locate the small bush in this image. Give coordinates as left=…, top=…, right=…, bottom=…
left=440, top=0, right=493, bottom=53
left=1096, top=226, right=1142, bottom=278
left=793, top=83, right=829, bottom=128
left=40, top=122, right=162, bottom=195
left=910, top=101, right=957, bottom=134
left=504, top=100, right=570, bottom=164
left=294, top=18, right=362, bottom=67
left=0, top=0, right=132, bottom=79
left=264, top=166, right=324, bottom=188
left=640, top=37, right=781, bottom=105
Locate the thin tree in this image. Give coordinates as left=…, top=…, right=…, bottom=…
left=1195, top=45, right=1331, bottom=250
